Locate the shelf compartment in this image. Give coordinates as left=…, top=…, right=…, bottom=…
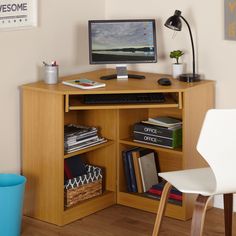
left=118, top=143, right=183, bottom=195
left=117, top=191, right=188, bottom=221
left=62, top=190, right=116, bottom=225
left=64, top=140, right=114, bottom=159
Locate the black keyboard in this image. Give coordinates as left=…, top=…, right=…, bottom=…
left=83, top=93, right=165, bottom=104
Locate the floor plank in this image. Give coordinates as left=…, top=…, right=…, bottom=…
left=21, top=205, right=235, bottom=236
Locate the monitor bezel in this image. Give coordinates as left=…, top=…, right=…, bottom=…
left=88, top=19, right=157, bottom=65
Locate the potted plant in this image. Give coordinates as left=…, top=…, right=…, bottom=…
left=170, top=50, right=184, bottom=78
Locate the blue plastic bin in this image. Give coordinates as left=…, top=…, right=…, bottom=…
left=0, top=174, right=26, bottom=236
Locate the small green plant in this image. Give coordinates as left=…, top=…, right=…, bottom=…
left=170, top=50, right=184, bottom=64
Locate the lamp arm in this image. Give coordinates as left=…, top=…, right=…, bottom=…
left=180, top=16, right=196, bottom=76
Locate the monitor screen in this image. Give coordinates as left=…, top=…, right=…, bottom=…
left=88, top=19, right=157, bottom=64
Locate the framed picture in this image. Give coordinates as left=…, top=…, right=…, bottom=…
left=0, top=0, right=37, bottom=30
left=224, top=0, right=236, bottom=40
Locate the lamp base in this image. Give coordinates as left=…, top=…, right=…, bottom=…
left=179, top=73, right=201, bottom=82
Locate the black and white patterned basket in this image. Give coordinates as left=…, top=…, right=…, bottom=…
left=64, top=165, right=103, bottom=208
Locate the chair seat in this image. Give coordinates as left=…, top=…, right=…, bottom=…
left=159, top=167, right=216, bottom=196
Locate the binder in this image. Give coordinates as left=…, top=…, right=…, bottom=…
left=133, top=122, right=182, bottom=139
left=133, top=131, right=182, bottom=148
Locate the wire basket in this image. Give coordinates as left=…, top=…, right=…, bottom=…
left=64, top=165, right=103, bottom=208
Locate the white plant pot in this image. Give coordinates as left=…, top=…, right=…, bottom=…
left=172, top=63, right=184, bottom=79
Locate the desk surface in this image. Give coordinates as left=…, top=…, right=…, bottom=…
left=22, top=68, right=215, bottom=95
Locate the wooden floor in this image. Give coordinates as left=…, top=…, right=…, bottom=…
left=22, top=205, right=235, bottom=236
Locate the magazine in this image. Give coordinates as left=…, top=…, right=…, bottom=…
left=62, top=78, right=106, bottom=89
left=143, top=116, right=182, bottom=128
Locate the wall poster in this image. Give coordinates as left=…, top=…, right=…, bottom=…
left=225, top=0, right=236, bottom=40
left=0, top=0, right=37, bottom=30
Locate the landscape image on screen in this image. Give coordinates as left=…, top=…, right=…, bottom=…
left=90, top=21, right=156, bottom=63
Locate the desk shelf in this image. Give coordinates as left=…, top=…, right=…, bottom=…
left=62, top=190, right=115, bottom=226
left=65, top=92, right=182, bottom=112
left=117, top=191, right=186, bottom=220
left=119, top=138, right=183, bottom=155
left=64, top=140, right=114, bottom=159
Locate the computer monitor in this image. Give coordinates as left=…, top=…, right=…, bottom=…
left=88, top=19, right=157, bottom=80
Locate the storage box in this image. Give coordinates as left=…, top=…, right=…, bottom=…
left=64, top=165, right=103, bottom=208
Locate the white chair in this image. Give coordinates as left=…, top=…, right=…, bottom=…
left=152, top=109, right=235, bottom=236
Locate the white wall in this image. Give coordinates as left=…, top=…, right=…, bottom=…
left=106, top=0, right=236, bottom=209
left=0, top=0, right=105, bottom=173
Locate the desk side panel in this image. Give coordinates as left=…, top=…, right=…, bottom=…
left=183, top=83, right=215, bottom=169
left=182, top=83, right=215, bottom=218
left=22, top=89, right=64, bottom=225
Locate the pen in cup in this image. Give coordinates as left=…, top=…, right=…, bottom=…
left=43, top=61, right=49, bottom=66
left=43, top=61, right=58, bottom=66
left=51, top=61, right=57, bottom=66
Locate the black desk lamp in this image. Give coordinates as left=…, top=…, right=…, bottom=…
left=165, top=10, right=200, bottom=82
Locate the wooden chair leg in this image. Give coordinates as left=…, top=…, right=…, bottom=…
left=190, top=195, right=212, bottom=236
left=223, top=193, right=233, bottom=236
left=152, top=182, right=172, bottom=236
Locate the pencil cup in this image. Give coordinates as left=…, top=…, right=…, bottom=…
left=44, top=65, right=59, bottom=84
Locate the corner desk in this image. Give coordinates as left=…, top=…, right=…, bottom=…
left=22, top=69, right=215, bottom=226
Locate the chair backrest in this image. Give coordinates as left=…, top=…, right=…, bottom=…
left=197, top=109, right=236, bottom=194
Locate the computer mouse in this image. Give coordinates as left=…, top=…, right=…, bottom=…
left=157, top=78, right=172, bottom=86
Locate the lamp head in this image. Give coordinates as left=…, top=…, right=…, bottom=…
left=164, top=10, right=182, bottom=31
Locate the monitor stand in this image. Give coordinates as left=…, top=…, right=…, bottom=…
left=100, top=65, right=146, bottom=80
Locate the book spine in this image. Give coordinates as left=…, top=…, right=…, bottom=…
left=133, top=132, right=175, bottom=148
left=148, top=189, right=182, bottom=200
left=132, top=151, right=143, bottom=193
left=122, top=151, right=132, bottom=192
left=172, top=128, right=182, bottom=147
left=134, top=123, right=173, bottom=138
left=143, top=193, right=182, bottom=206
left=138, top=158, right=146, bottom=192
left=126, top=150, right=138, bottom=192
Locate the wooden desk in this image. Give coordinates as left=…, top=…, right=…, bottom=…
left=22, top=69, right=215, bottom=225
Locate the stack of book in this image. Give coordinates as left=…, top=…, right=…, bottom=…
left=145, top=181, right=183, bottom=206
left=122, top=147, right=160, bottom=193
left=133, top=116, right=182, bottom=149
left=64, top=124, right=107, bottom=153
